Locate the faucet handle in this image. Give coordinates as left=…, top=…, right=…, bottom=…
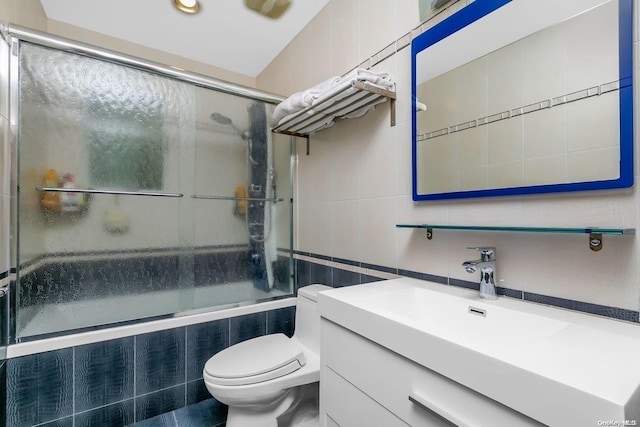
left=467, top=247, right=496, bottom=261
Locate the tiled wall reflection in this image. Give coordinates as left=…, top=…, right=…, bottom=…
left=5, top=306, right=296, bottom=427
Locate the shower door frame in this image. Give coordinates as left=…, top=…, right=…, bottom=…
left=3, top=23, right=296, bottom=344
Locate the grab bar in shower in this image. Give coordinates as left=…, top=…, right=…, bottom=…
left=36, top=187, right=184, bottom=197
left=191, top=195, right=284, bottom=203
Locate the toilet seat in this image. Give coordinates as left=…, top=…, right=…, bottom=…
left=204, top=333, right=307, bottom=386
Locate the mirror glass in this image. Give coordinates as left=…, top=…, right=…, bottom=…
left=411, top=0, right=633, bottom=200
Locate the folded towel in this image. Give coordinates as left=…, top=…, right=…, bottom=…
left=272, top=75, right=341, bottom=124
left=272, top=68, right=394, bottom=129
left=341, top=68, right=393, bottom=89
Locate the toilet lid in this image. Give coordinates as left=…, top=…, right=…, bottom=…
left=204, top=334, right=306, bottom=386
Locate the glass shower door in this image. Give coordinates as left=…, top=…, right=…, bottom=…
left=12, top=35, right=293, bottom=340
left=15, top=42, right=196, bottom=338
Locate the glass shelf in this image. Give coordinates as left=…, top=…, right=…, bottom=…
left=396, top=224, right=635, bottom=251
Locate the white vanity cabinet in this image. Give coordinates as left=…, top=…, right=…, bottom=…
left=320, top=319, right=543, bottom=427
left=317, top=279, right=640, bottom=426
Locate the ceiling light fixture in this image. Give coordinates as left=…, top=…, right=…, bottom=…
left=174, top=0, right=199, bottom=14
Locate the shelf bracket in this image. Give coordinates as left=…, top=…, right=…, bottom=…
left=390, top=96, right=396, bottom=127
left=589, top=233, right=603, bottom=251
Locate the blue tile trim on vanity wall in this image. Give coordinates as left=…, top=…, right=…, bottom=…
left=295, top=251, right=640, bottom=324
left=4, top=306, right=296, bottom=427
left=524, top=292, right=640, bottom=323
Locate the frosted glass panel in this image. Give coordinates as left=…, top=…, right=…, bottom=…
left=15, top=42, right=293, bottom=338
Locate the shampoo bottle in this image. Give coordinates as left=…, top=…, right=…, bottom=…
left=41, top=169, right=61, bottom=212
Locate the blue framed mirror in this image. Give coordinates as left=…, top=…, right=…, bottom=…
left=411, top=0, right=633, bottom=201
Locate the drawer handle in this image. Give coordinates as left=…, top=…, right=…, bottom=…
left=409, top=392, right=471, bottom=427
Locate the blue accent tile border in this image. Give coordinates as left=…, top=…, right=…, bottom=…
left=448, top=278, right=480, bottom=291
left=398, top=269, right=448, bottom=285
left=297, top=251, right=640, bottom=324
left=330, top=256, right=360, bottom=267
left=360, top=262, right=397, bottom=275
left=499, top=287, right=523, bottom=299
left=524, top=292, right=640, bottom=323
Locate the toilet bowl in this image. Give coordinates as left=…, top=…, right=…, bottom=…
left=203, top=284, right=331, bottom=427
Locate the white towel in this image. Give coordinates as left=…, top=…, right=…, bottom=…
left=341, top=68, right=393, bottom=89
left=272, top=75, right=341, bottom=124
left=273, top=68, right=394, bottom=128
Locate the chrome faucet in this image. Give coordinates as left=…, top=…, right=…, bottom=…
left=462, top=247, right=498, bottom=300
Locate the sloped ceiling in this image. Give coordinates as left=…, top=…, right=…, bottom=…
left=39, top=0, right=331, bottom=77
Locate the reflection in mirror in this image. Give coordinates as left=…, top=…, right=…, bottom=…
left=411, top=0, right=633, bottom=200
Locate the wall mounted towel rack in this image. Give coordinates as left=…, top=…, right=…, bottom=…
left=272, top=79, right=396, bottom=154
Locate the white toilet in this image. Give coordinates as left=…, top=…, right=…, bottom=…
left=203, top=284, right=331, bottom=427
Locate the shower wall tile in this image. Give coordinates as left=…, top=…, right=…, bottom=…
left=267, top=306, right=296, bottom=337
left=74, top=336, right=134, bottom=413
left=186, top=319, right=229, bottom=382
left=136, top=328, right=186, bottom=395
left=6, top=348, right=73, bottom=427
left=134, top=384, right=186, bottom=423
left=230, top=312, right=267, bottom=345
left=74, top=400, right=134, bottom=427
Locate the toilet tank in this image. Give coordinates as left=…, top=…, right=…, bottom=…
left=294, top=284, right=332, bottom=355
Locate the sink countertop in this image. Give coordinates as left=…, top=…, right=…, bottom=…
left=318, top=278, right=640, bottom=426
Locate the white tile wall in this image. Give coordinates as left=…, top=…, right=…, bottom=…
left=257, top=0, right=640, bottom=315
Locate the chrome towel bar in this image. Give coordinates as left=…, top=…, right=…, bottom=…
left=191, top=195, right=284, bottom=203
left=36, top=187, right=184, bottom=198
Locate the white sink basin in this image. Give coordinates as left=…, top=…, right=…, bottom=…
left=318, top=277, right=640, bottom=426
left=357, top=285, right=568, bottom=347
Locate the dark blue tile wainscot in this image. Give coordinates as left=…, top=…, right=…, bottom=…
left=6, top=348, right=74, bottom=427
left=136, top=328, right=186, bottom=395
left=3, top=305, right=297, bottom=426
left=332, top=268, right=360, bottom=288
left=186, top=379, right=213, bottom=406
left=74, top=336, right=135, bottom=413
left=230, top=312, right=267, bottom=345
left=74, top=400, right=134, bottom=427
left=186, top=320, right=229, bottom=382
left=267, top=306, right=296, bottom=337
left=135, top=384, right=186, bottom=422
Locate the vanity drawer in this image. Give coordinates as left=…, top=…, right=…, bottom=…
left=323, top=320, right=544, bottom=427
left=324, top=366, right=407, bottom=427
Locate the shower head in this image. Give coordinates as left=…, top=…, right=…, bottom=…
left=210, top=112, right=233, bottom=126
left=210, top=112, right=249, bottom=139
left=210, top=112, right=247, bottom=139
left=210, top=111, right=259, bottom=165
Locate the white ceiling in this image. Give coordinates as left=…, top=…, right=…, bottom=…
left=39, top=0, right=331, bottom=78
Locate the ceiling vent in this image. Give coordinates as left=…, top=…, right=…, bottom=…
left=245, top=0, right=292, bottom=19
